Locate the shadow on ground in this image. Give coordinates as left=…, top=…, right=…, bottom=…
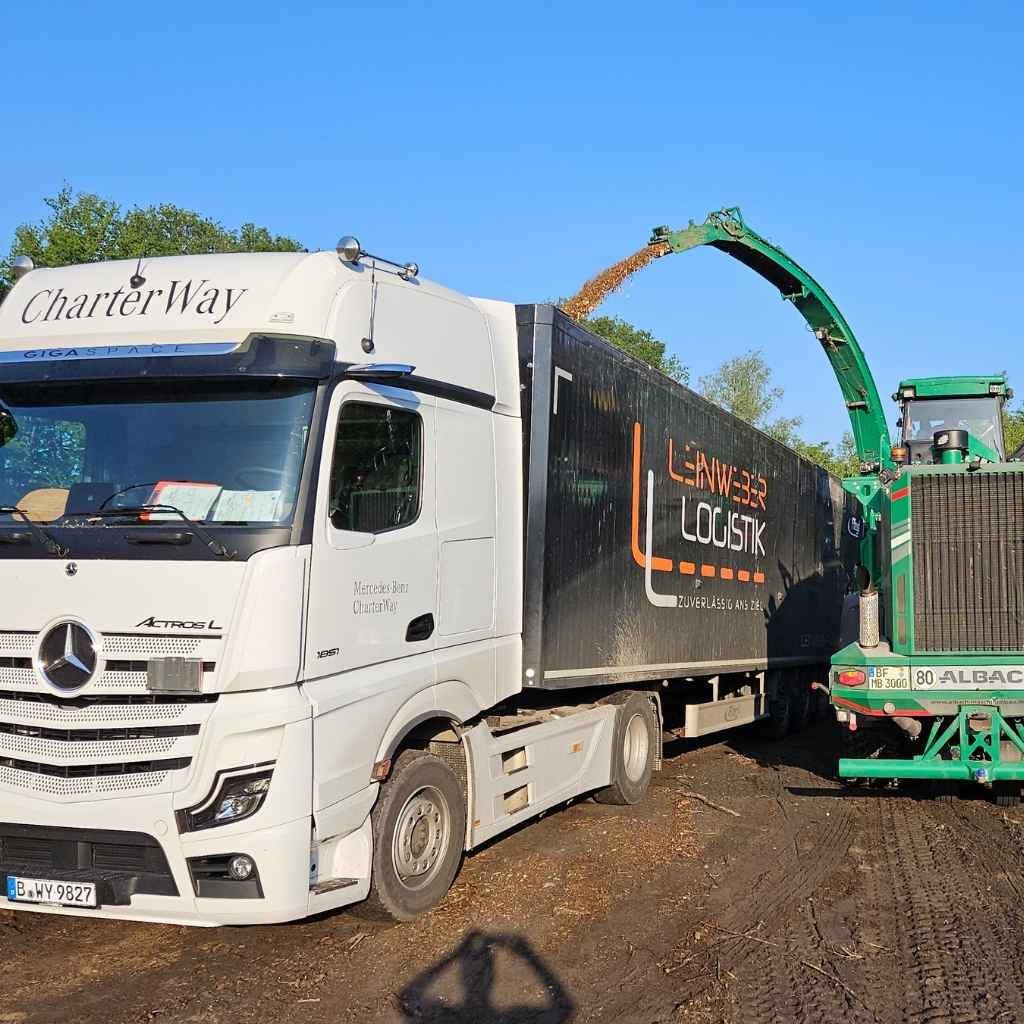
left=398, top=930, right=575, bottom=1023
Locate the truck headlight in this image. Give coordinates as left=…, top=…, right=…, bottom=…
left=177, top=766, right=274, bottom=833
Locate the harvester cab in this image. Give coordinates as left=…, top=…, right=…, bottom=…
left=895, top=376, right=1009, bottom=466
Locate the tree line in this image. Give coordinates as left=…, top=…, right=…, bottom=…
left=4, top=187, right=1018, bottom=476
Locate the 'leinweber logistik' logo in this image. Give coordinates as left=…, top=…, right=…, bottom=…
left=20, top=278, right=248, bottom=328
left=630, top=421, right=769, bottom=610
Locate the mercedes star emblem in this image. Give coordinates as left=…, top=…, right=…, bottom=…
left=36, top=621, right=98, bottom=690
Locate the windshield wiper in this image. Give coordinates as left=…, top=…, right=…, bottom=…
left=85, top=505, right=236, bottom=559
left=0, top=507, right=70, bottom=557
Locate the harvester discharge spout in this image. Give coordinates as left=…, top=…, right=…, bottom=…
left=647, top=208, right=892, bottom=473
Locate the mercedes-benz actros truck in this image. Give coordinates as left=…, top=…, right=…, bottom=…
left=0, top=240, right=854, bottom=924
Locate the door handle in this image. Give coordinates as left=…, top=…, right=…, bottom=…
left=406, top=613, right=435, bottom=643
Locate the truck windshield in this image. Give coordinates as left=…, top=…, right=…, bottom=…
left=902, top=397, right=1003, bottom=455
left=0, top=378, right=316, bottom=524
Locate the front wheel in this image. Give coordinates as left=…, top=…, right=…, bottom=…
left=361, top=749, right=467, bottom=922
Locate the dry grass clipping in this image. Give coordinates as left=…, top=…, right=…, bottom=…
left=562, top=242, right=669, bottom=321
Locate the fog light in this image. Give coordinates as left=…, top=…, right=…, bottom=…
left=228, top=854, right=255, bottom=881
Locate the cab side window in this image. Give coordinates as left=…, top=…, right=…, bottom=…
left=328, top=403, right=422, bottom=532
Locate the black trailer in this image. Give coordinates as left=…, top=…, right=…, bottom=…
left=516, top=305, right=859, bottom=732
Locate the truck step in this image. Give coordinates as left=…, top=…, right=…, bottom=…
left=309, top=877, right=359, bottom=895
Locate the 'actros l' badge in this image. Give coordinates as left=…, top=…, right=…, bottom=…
left=36, top=622, right=98, bottom=690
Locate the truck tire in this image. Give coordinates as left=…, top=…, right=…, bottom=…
left=757, top=671, right=791, bottom=740
left=808, top=666, right=830, bottom=722
left=594, top=692, right=658, bottom=806
left=360, top=748, right=467, bottom=922
left=788, top=671, right=812, bottom=732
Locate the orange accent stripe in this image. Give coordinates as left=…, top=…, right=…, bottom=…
left=737, top=570, right=751, bottom=582
left=630, top=423, right=672, bottom=572
left=753, top=571, right=765, bottom=584
left=668, top=437, right=687, bottom=483
left=719, top=567, right=734, bottom=580
left=679, top=561, right=696, bottom=575
left=701, top=564, right=716, bottom=578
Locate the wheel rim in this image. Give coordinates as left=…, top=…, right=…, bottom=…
left=622, top=712, right=650, bottom=783
left=391, top=785, right=452, bottom=891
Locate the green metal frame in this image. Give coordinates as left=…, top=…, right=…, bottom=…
left=841, top=707, right=1024, bottom=781
left=650, top=208, right=893, bottom=471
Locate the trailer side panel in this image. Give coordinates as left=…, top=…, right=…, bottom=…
left=517, top=304, right=858, bottom=690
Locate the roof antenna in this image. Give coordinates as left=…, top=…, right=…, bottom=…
left=129, top=255, right=146, bottom=289
left=361, top=260, right=378, bottom=354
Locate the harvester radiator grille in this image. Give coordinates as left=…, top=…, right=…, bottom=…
left=912, top=472, right=1024, bottom=652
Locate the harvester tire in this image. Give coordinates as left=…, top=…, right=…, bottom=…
left=995, top=783, right=1021, bottom=808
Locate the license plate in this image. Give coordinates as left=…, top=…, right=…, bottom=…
left=6, top=876, right=97, bottom=908
left=868, top=666, right=910, bottom=690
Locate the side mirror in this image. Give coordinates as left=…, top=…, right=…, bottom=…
left=0, top=407, right=17, bottom=447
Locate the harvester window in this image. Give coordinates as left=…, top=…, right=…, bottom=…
left=902, top=397, right=1003, bottom=459
left=329, top=403, right=422, bottom=533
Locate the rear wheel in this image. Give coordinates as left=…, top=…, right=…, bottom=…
left=788, top=671, right=813, bottom=732
left=757, top=670, right=791, bottom=740
left=594, top=691, right=658, bottom=806
left=361, top=749, right=466, bottom=922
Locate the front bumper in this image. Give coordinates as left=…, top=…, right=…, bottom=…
left=0, top=690, right=375, bottom=925
left=0, top=787, right=318, bottom=925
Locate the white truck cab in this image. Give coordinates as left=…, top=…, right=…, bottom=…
left=0, top=247, right=638, bottom=924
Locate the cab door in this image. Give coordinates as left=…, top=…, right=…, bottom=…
left=305, top=381, right=438, bottom=677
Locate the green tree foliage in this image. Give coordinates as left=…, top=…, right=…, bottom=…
left=1, top=186, right=302, bottom=297
left=699, top=348, right=858, bottom=477
left=698, top=349, right=800, bottom=444
left=790, top=432, right=861, bottom=478
left=1003, top=403, right=1024, bottom=459
left=0, top=188, right=304, bottom=504
left=579, top=315, right=689, bottom=384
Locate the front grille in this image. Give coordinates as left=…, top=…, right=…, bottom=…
left=912, top=471, right=1024, bottom=651
left=0, top=755, right=192, bottom=777
left=0, top=631, right=220, bottom=695
left=1, top=823, right=178, bottom=903
left=0, top=628, right=222, bottom=798
left=0, top=691, right=216, bottom=798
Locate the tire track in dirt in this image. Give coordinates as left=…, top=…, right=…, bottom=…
left=874, top=797, right=1024, bottom=1024
left=717, top=799, right=870, bottom=1024
left=580, top=736, right=861, bottom=1023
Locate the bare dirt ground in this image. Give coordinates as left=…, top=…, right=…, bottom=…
left=5, top=721, right=1024, bottom=1024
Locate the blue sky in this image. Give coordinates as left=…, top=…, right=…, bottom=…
left=3, top=1, right=1021, bottom=445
